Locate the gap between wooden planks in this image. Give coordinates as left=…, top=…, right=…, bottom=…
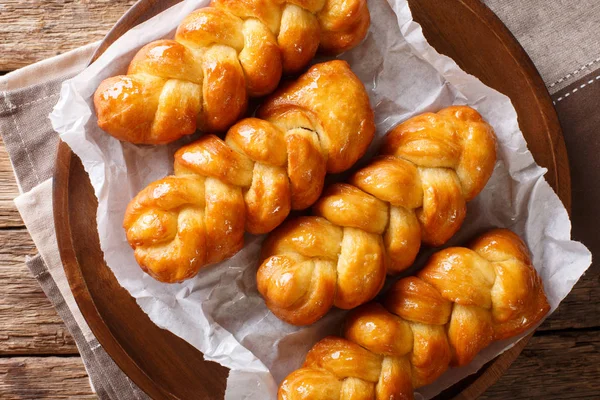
left=0, top=357, right=97, bottom=399
left=0, top=333, right=598, bottom=399
left=0, top=0, right=136, bottom=71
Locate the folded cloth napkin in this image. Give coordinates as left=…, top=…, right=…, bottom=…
left=0, top=1, right=598, bottom=399
left=0, top=43, right=148, bottom=400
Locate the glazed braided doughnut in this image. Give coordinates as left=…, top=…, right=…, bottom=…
left=123, top=61, right=374, bottom=283
left=94, top=0, right=370, bottom=144
left=257, top=106, right=497, bottom=325
left=278, top=229, right=550, bottom=400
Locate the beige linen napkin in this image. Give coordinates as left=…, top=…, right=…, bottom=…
left=0, top=1, right=598, bottom=399
left=0, top=43, right=148, bottom=400
left=485, top=0, right=600, bottom=93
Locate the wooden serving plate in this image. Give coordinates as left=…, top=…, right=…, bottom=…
left=53, top=1, right=570, bottom=399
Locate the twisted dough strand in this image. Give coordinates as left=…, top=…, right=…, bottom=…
left=123, top=61, right=374, bottom=283
left=257, top=106, right=497, bottom=325
left=278, top=229, right=551, bottom=400
left=94, top=0, right=370, bottom=144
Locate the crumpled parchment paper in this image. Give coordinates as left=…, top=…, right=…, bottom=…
left=50, top=0, right=592, bottom=398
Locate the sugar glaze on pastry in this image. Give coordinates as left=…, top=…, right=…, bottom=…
left=123, top=61, right=374, bottom=283
left=94, top=0, right=370, bottom=144
left=278, top=229, right=550, bottom=400
left=257, top=106, right=497, bottom=325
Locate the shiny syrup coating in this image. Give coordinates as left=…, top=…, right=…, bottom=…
left=257, top=105, right=498, bottom=326
left=278, top=229, right=550, bottom=400
left=93, top=0, right=370, bottom=144
left=123, top=61, right=375, bottom=283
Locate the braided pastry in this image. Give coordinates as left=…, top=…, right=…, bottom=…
left=257, top=106, right=497, bottom=325
left=277, top=229, right=550, bottom=399
left=123, top=61, right=374, bottom=283
left=94, top=0, right=370, bottom=144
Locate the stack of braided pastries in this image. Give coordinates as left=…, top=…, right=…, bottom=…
left=258, top=106, right=497, bottom=325
left=278, top=229, right=550, bottom=399
left=94, top=0, right=370, bottom=144
left=93, top=1, right=551, bottom=396
left=122, top=60, right=375, bottom=283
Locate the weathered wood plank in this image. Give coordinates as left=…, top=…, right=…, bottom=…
left=0, top=0, right=136, bottom=71
left=0, top=229, right=77, bottom=355
left=0, top=230, right=35, bottom=265
left=0, top=226, right=597, bottom=393
left=0, top=261, right=78, bottom=355
left=0, top=331, right=597, bottom=399
left=0, top=139, right=23, bottom=228
left=0, top=224, right=597, bottom=357
left=0, top=357, right=96, bottom=399
left=540, top=263, right=600, bottom=331
left=482, top=330, right=600, bottom=399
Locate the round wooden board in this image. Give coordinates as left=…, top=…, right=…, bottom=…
left=53, top=1, right=571, bottom=399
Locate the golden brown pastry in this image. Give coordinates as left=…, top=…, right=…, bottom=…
left=94, top=0, right=370, bottom=144
left=278, top=229, right=550, bottom=400
left=123, top=61, right=375, bottom=283
left=257, top=106, right=497, bottom=325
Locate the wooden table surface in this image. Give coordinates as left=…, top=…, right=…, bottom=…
left=0, top=1, right=598, bottom=399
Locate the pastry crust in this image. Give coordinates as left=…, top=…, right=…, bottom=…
left=278, top=229, right=550, bottom=399
left=94, top=0, right=370, bottom=144
left=258, top=106, right=497, bottom=325
left=123, top=61, right=374, bottom=283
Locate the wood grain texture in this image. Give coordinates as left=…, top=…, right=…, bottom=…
left=0, top=0, right=135, bottom=70
left=1, top=332, right=596, bottom=400
left=0, top=261, right=77, bottom=355
left=0, top=357, right=96, bottom=399
left=0, top=229, right=78, bottom=355
left=482, top=331, right=600, bottom=399
left=541, top=265, right=600, bottom=331
left=0, top=230, right=35, bottom=264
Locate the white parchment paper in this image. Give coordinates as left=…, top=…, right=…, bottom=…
left=50, top=0, right=592, bottom=398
